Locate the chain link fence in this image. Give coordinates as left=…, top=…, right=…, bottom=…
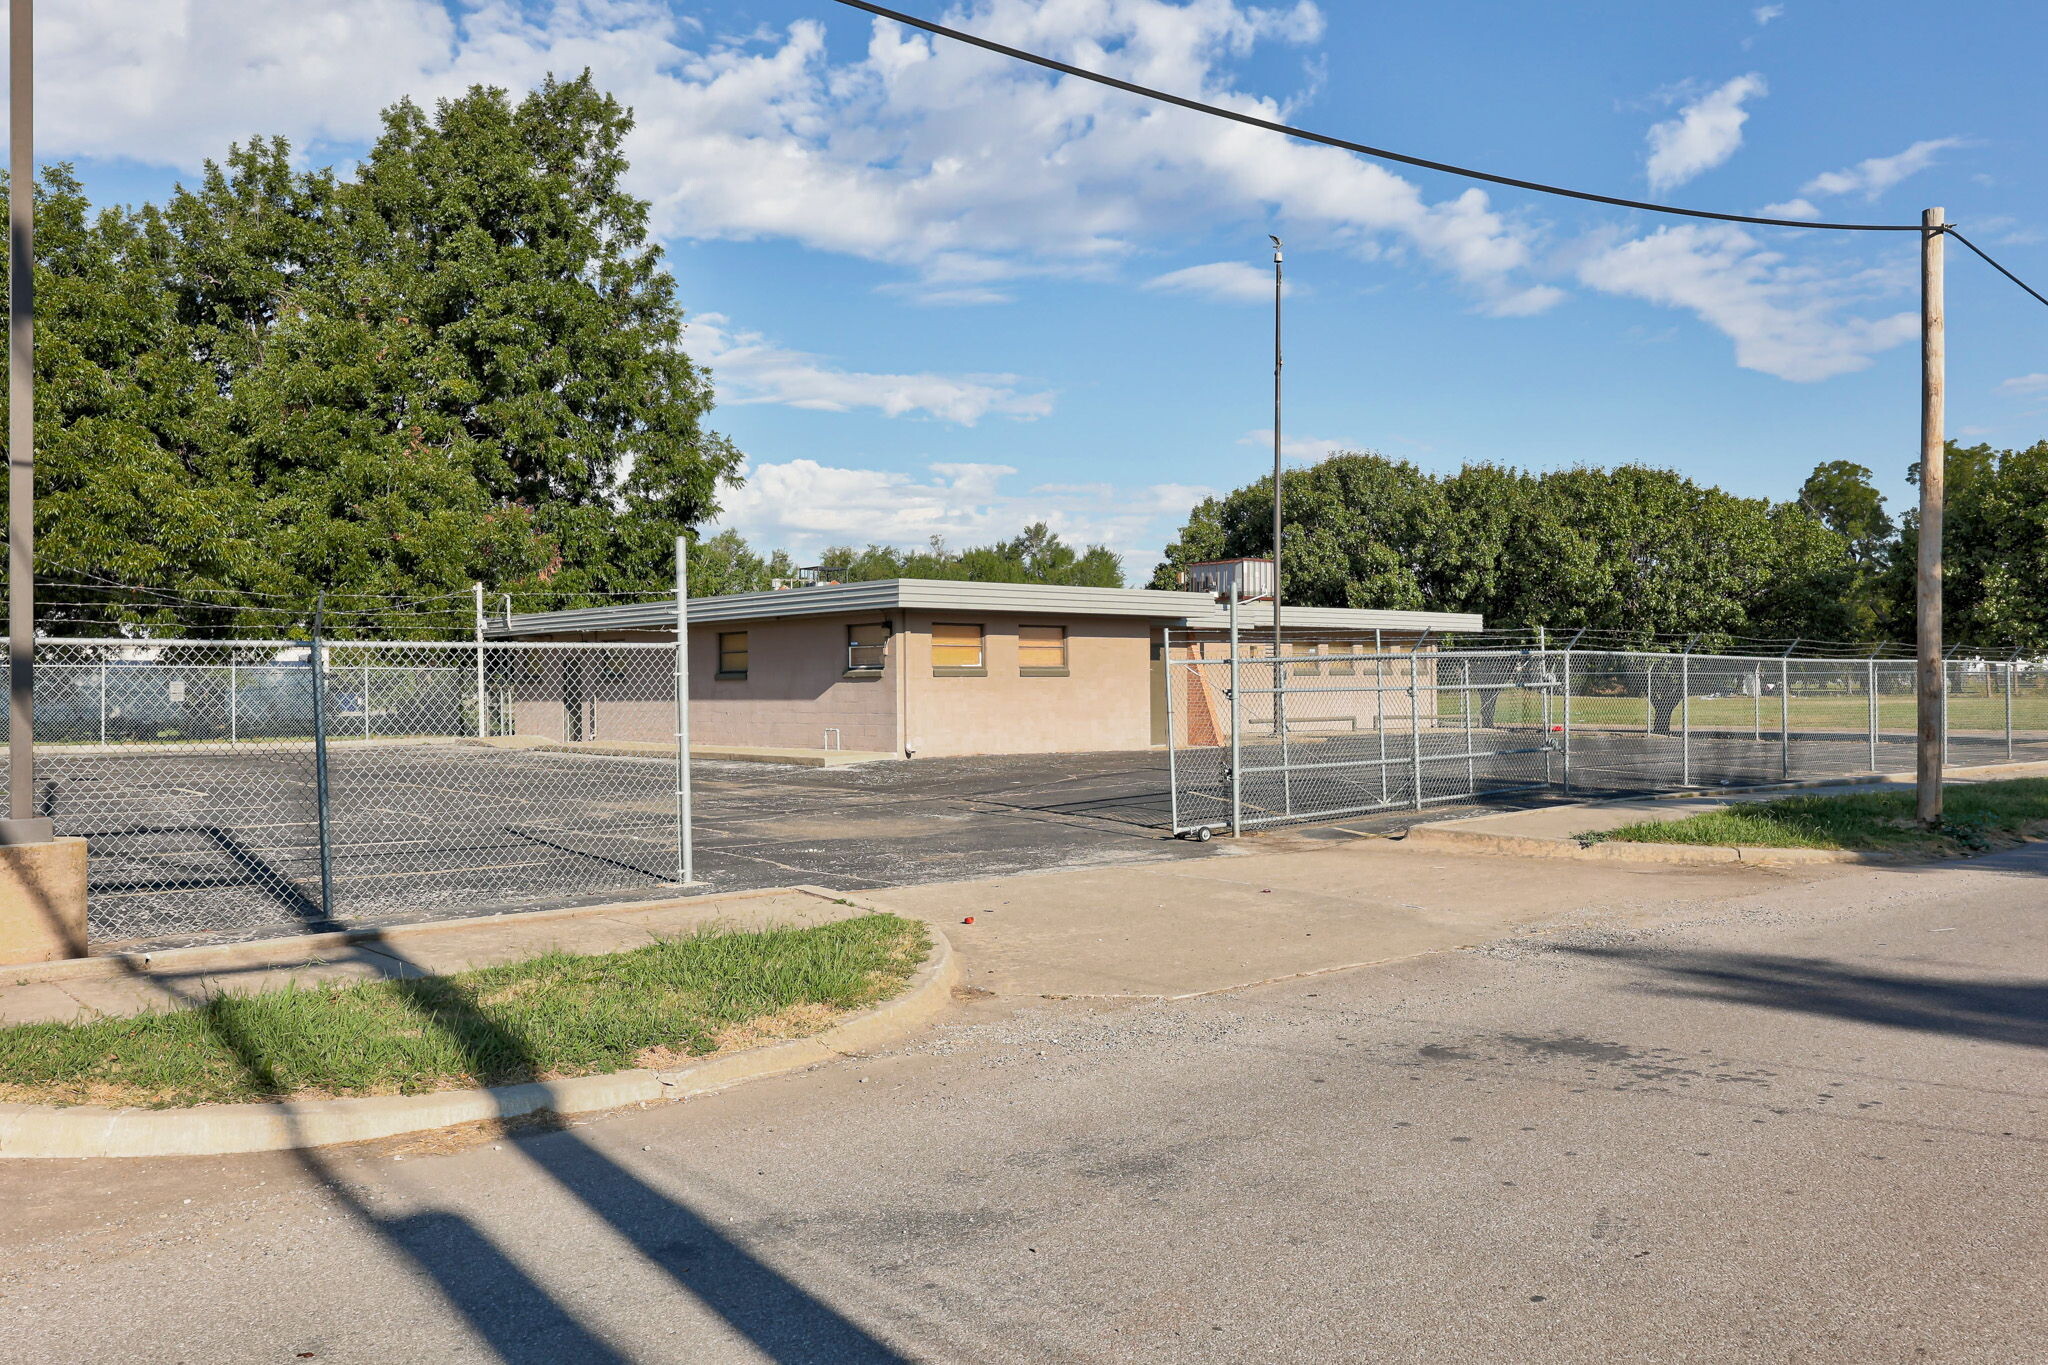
left=2, top=638, right=683, bottom=945
left=1167, top=631, right=2048, bottom=835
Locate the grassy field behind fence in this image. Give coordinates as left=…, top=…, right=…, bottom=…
left=0, top=914, right=929, bottom=1108
left=1437, top=688, right=2048, bottom=732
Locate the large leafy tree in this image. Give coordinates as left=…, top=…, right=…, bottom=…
left=1891, top=440, right=2048, bottom=653
left=818, top=523, right=1124, bottom=587
left=4, top=74, right=741, bottom=638
left=1151, top=452, right=1859, bottom=649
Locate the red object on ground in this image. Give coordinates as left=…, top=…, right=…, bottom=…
left=962, top=916, right=975, bottom=924
left=1551, top=724, right=1565, bottom=732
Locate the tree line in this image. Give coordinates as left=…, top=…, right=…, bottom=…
left=1150, top=446, right=2048, bottom=652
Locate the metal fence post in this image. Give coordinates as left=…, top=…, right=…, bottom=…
left=228, top=658, right=237, bottom=744
left=1228, top=593, right=1242, bottom=837
left=1867, top=652, right=1879, bottom=772
left=1752, top=666, right=1761, bottom=741
left=360, top=659, right=371, bottom=741
left=310, top=596, right=336, bottom=921
left=1164, top=627, right=1179, bottom=835
left=97, top=656, right=106, bottom=745
left=1561, top=636, right=1576, bottom=795
left=2008, top=654, right=2017, bottom=762
left=1780, top=647, right=1793, bottom=779
left=473, top=582, right=487, bottom=739
left=674, top=535, right=694, bottom=884
left=1464, top=657, right=1475, bottom=793
left=1409, top=655, right=1423, bottom=810
left=1680, top=648, right=1692, bottom=786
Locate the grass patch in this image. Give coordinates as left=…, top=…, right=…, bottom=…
left=0, top=914, right=928, bottom=1109
left=1582, top=779, right=2048, bottom=855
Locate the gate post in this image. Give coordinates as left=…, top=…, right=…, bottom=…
left=1680, top=649, right=1691, bottom=786
left=674, top=535, right=694, bottom=885
left=1779, top=644, right=1794, bottom=779
left=1228, top=594, right=1242, bottom=836
left=1464, top=657, right=1476, bottom=793
left=1561, top=638, right=1576, bottom=795
left=1164, top=627, right=1179, bottom=835
left=310, top=596, right=336, bottom=921
left=2008, top=654, right=2017, bottom=762
left=229, top=658, right=237, bottom=744
left=97, top=657, right=106, bottom=746
left=1409, top=655, right=1423, bottom=810
left=1867, top=652, right=1880, bottom=772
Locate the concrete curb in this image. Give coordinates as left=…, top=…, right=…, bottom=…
left=1402, top=824, right=1900, bottom=866
left=0, top=928, right=955, bottom=1159
left=14, top=884, right=854, bottom=987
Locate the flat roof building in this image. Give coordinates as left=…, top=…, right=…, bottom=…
left=488, top=579, right=1480, bottom=759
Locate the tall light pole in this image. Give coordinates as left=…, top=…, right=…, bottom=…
left=4, top=0, right=45, bottom=844
left=1269, top=234, right=1284, bottom=676
left=1916, top=207, right=1946, bottom=826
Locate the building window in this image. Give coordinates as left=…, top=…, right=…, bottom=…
left=1019, top=624, right=1068, bottom=676
left=847, top=622, right=889, bottom=673
left=1327, top=642, right=1358, bottom=677
left=716, top=631, right=749, bottom=679
left=1287, top=643, right=1322, bottom=676
left=932, top=622, right=985, bottom=675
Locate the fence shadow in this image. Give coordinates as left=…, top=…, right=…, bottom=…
left=1560, top=943, right=2048, bottom=1050
left=120, top=942, right=916, bottom=1363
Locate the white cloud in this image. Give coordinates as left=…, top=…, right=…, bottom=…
left=1576, top=224, right=1915, bottom=381
left=1800, top=138, right=1966, bottom=200
left=34, top=0, right=1556, bottom=317
left=680, top=314, right=1052, bottom=425
left=2001, top=374, right=2048, bottom=395
left=1644, top=74, right=1766, bottom=193
left=1753, top=5, right=1785, bottom=24
left=1238, top=429, right=1354, bottom=461
left=1145, top=262, right=1285, bottom=303
left=711, top=459, right=1211, bottom=568
left=1759, top=198, right=1822, bottom=220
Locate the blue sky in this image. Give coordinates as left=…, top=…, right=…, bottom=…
left=36, top=1, right=2048, bottom=577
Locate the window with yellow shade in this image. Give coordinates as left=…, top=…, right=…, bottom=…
left=716, top=631, right=749, bottom=679
left=1019, top=624, right=1068, bottom=675
left=931, top=623, right=985, bottom=675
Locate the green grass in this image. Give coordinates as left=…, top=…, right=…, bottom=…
left=1583, top=778, right=2048, bottom=854
left=1439, top=688, right=2048, bottom=733
left=0, top=914, right=928, bottom=1108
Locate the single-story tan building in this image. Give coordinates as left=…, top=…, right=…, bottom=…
left=487, top=579, right=1481, bottom=759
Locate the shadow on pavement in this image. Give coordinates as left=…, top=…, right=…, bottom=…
left=120, top=939, right=915, bottom=1363
left=1563, top=944, right=2048, bottom=1050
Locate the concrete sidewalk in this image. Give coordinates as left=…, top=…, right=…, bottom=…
left=1, top=833, right=1829, bottom=1029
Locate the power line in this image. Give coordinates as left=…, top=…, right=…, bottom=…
left=830, top=3, right=2048, bottom=308
left=1947, top=228, right=2048, bottom=310
left=828, top=0, right=1922, bottom=233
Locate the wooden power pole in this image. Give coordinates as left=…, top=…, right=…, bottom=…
left=1916, top=207, right=1945, bottom=826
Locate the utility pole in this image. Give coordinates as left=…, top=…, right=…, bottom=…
left=1269, top=234, right=1284, bottom=711
left=1916, top=207, right=1945, bottom=826
left=3, top=0, right=46, bottom=845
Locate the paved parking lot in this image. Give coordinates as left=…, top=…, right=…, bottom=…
left=61, top=746, right=1229, bottom=949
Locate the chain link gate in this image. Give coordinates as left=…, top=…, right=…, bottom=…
left=1166, top=630, right=1560, bottom=834
left=1, top=637, right=685, bottom=945
left=1169, top=633, right=2048, bottom=836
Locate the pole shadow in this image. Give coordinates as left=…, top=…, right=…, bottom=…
left=108, top=932, right=915, bottom=1363
left=1560, top=943, right=2048, bottom=1049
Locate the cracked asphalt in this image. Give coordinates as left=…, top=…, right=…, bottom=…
left=5, top=844, right=2045, bottom=1362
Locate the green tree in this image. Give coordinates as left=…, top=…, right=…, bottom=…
left=1151, top=452, right=1443, bottom=608
left=3, top=74, right=742, bottom=638
left=816, top=524, right=1124, bottom=587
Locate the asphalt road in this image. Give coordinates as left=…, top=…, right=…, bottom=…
left=6, top=847, right=2046, bottom=1363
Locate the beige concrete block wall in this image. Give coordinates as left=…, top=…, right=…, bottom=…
left=500, top=623, right=898, bottom=752
left=1163, top=637, right=1440, bottom=747
left=901, top=613, right=1153, bottom=757
left=688, top=616, right=898, bottom=752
